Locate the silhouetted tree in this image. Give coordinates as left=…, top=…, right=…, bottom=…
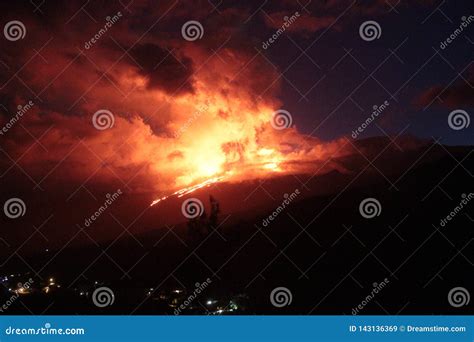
left=187, top=196, right=220, bottom=243
left=188, top=209, right=207, bottom=242
left=209, top=195, right=220, bottom=230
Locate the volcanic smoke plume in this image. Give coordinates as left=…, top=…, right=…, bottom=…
left=0, top=0, right=351, bottom=201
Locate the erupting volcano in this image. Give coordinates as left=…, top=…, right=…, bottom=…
left=147, top=92, right=348, bottom=207
left=1, top=0, right=472, bottom=318
left=0, top=21, right=348, bottom=201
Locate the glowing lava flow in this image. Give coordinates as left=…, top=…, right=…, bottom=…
left=149, top=146, right=287, bottom=207
left=150, top=176, right=225, bottom=206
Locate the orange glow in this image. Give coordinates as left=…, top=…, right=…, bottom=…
left=151, top=176, right=225, bottom=206
left=2, top=39, right=351, bottom=202
left=264, top=163, right=279, bottom=170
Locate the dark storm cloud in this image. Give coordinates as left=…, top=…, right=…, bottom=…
left=414, top=68, right=474, bottom=108
left=129, top=43, right=195, bottom=94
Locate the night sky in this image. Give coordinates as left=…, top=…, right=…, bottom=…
left=254, top=0, right=474, bottom=145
